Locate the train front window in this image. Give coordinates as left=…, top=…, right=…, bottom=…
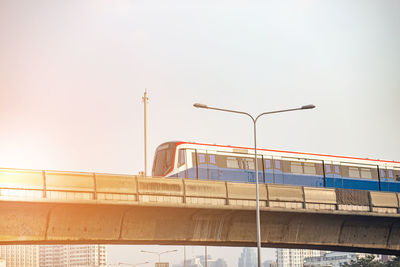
left=178, top=149, right=185, bottom=167
left=152, top=145, right=174, bottom=176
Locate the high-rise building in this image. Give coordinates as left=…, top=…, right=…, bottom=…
left=0, top=257, right=6, bottom=267
left=0, top=245, right=39, bottom=267
left=238, top=248, right=257, bottom=267
left=0, top=245, right=106, bottom=267
left=276, top=249, right=325, bottom=267
left=39, top=245, right=107, bottom=267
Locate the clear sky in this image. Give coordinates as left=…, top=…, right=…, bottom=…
left=0, top=0, right=399, bottom=266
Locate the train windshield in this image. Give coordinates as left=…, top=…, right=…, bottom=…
left=152, top=143, right=175, bottom=176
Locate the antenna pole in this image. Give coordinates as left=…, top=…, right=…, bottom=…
left=142, top=89, right=149, bottom=176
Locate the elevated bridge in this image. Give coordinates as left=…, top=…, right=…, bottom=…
left=0, top=168, right=399, bottom=255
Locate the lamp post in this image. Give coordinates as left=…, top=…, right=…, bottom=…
left=118, top=261, right=149, bottom=267
left=193, top=103, right=316, bottom=267
left=141, top=249, right=178, bottom=263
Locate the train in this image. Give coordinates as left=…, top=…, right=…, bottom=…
left=152, top=141, right=400, bottom=192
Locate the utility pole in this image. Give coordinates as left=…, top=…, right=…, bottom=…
left=184, top=246, right=186, bottom=267
left=142, top=89, right=149, bottom=176
left=205, top=246, right=208, bottom=267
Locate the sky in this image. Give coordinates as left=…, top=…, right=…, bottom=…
left=0, top=0, right=399, bottom=266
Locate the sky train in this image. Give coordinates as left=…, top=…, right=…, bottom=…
left=152, top=141, right=400, bottom=192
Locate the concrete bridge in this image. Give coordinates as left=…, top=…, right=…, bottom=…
left=0, top=168, right=399, bottom=255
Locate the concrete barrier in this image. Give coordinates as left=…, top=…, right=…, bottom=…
left=45, top=171, right=94, bottom=192
left=137, top=178, right=183, bottom=196
left=227, top=183, right=267, bottom=200
left=370, top=192, right=398, bottom=208
left=95, top=174, right=136, bottom=194
left=267, top=184, right=303, bottom=202
left=0, top=168, right=43, bottom=189
left=185, top=180, right=226, bottom=198
left=304, top=187, right=336, bottom=204
left=336, top=188, right=369, bottom=206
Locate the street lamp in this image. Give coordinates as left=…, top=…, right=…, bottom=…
left=141, top=249, right=178, bottom=263
left=118, top=262, right=149, bottom=267
left=193, top=103, right=316, bottom=267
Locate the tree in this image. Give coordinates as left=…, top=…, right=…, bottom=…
left=342, top=255, right=400, bottom=267
left=386, top=256, right=400, bottom=267
left=342, top=255, right=385, bottom=267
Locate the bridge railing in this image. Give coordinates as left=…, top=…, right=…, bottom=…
left=0, top=168, right=399, bottom=215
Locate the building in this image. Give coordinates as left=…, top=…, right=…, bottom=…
left=0, top=245, right=106, bottom=267
left=238, top=248, right=257, bottom=267
left=197, top=255, right=227, bottom=267
left=173, top=258, right=203, bottom=267
left=303, top=252, right=384, bottom=267
left=173, top=255, right=227, bottom=267
left=39, top=245, right=107, bottom=267
left=304, top=251, right=357, bottom=267
left=276, top=249, right=325, bottom=267
left=263, top=260, right=277, bottom=267
left=0, top=245, right=39, bottom=267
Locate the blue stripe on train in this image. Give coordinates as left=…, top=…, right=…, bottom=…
left=170, top=167, right=400, bottom=191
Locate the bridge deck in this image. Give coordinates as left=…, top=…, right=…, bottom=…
left=0, top=168, right=399, bottom=255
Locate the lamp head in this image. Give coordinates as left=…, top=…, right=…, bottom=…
left=193, top=103, right=208, bottom=109
left=301, top=104, right=316, bottom=110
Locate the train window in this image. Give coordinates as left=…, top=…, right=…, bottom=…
left=274, top=160, right=281, bottom=169
left=348, top=167, right=360, bottom=178
left=282, top=160, right=291, bottom=173
left=291, top=162, right=303, bottom=174
left=227, top=157, right=239, bottom=169
left=152, top=145, right=174, bottom=176
left=178, top=149, right=185, bottom=167
left=380, top=169, right=387, bottom=178
left=265, top=159, right=272, bottom=169
left=304, top=163, right=316, bottom=175
left=192, top=152, right=197, bottom=167
left=360, top=168, right=372, bottom=179
left=209, top=154, right=216, bottom=165
left=198, top=154, right=206, bottom=164
left=325, top=164, right=332, bottom=173
left=242, top=158, right=255, bottom=170
left=315, top=163, right=324, bottom=175
left=334, top=165, right=340, bottom=174
left=394, top=170, right=400, bottom=181
left=216, top=155, right=227, bottom=168
left=388, top=170, right=394, bottom=179
left=249, top=158, right=255, bottom=169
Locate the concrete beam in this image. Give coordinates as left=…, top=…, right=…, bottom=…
left=0, top=201, right=399, bottom=255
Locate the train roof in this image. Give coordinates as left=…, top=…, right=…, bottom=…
left=174, top=141, right=400, bottom=166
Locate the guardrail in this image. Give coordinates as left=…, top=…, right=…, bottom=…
left=0, top=168, right=399, bottom=215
